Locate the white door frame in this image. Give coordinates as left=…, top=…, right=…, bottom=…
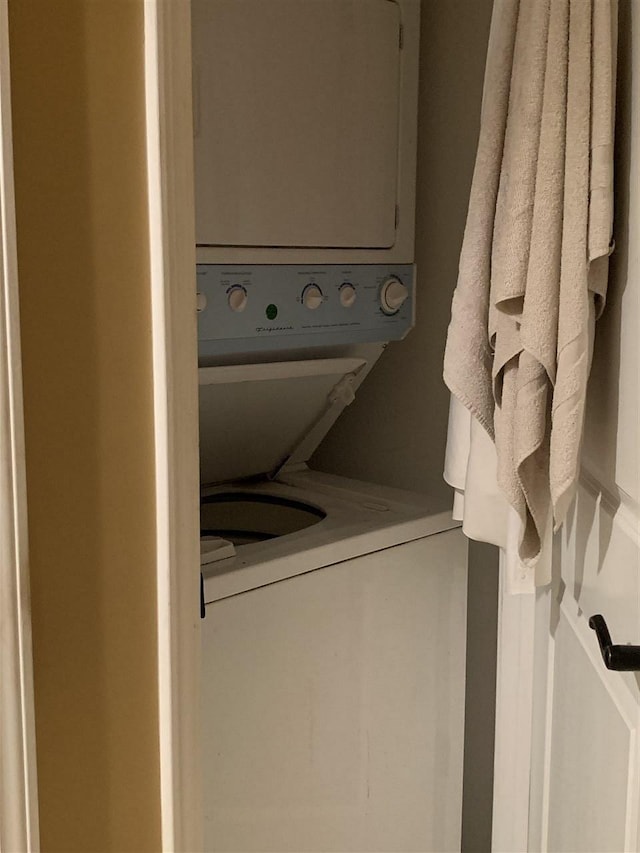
left=0, top=0, right=40, bottom=849
left=491, top=560, right=536, bottom=852
left=143, top=5, right=534, bottom=851
left=143, top=2, right=202, bottom=851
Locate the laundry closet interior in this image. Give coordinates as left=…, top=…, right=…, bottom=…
left=193, top=1, right=497, bottom=851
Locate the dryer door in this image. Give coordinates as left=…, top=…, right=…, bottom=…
left=192, top=0, right=401, bottom=249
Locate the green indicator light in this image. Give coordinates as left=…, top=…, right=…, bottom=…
left=266, top=304, right=278, bottom=320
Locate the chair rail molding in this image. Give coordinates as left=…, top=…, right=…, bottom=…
left=0, top=0, right=40, bottom=849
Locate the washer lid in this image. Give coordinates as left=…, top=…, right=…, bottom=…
left=199, top=357, right=367, bottom=485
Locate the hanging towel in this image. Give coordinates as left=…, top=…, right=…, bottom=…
left=443, top=0, right=520, bottom=440
left=443, top=0, right=617, bottom=576
left=551, top=0, right=617, bottom=524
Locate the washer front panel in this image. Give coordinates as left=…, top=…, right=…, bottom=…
left=197, top=264, right=414, bottom=357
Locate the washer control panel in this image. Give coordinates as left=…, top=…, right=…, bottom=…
left=197, top=264, right=415, bottom=357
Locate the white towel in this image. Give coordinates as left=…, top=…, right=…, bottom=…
left=444, top=396, right=509, bottom=547
left=443, top=0, right=617, bottom=581
left=445, top=395, right=548, bottom=592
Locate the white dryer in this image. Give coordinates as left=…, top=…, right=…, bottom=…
left=199, top=353, right=467, bottom=852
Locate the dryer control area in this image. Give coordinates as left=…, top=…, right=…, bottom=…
left=197, top=264, right=415, bottom=358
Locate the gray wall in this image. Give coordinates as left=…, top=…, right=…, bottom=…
left=462, top=541, right=499, bottom=853
left=313, top=0, right=494, bottom=505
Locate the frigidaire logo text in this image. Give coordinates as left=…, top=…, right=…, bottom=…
left=256, top=325, right=294, bottom=333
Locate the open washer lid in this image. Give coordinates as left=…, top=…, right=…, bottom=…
left=199, top=357, right=368, bottom=485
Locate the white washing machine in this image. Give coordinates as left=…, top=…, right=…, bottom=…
left=192, top=2, right=467, bottom=848
left=199, top=352, right=468, bottom=852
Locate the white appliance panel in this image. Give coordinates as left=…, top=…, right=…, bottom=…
left=202, top=530, right=467, bottom=852
left=192, top=0, right=402, bottom=250
left=196, top=263, right=415, bottom=358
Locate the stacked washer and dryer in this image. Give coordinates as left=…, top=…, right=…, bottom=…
left=193, top=2, right=467, bottom=851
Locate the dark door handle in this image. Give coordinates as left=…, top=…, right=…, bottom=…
left=589, top=614, right=640, bottom=671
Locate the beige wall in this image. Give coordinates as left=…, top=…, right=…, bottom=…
left=8, top=2, right=161, bottom=850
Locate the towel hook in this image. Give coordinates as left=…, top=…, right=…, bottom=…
left=589, top=614, right=640, bottom=672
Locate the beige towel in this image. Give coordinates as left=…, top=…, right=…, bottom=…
left=444, top=0, right=617, bottom=569
left=491, top=0, right=551, bottom=563
left=551, top=0, right=617, bottom=524
left=443, top=0, right=520, bottom=438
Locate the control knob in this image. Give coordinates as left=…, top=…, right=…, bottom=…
left=339, top=283, right=357, bottom=308
left=227, top=285, right=248, bottom=313
left=380, top=277, right=409, bottom=315
left=303, top=284, right=323, bottom=310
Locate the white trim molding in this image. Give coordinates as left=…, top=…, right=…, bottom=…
left=143, top=2, right=202, bottom=850
left=0, top=0, right=40, bottom=849
left=491, top=554, right=535, bottom=853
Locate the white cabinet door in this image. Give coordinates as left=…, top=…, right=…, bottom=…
left=526, top=8, right=640, bottom=851
left=527, top=488, right=640, bottom=853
